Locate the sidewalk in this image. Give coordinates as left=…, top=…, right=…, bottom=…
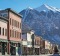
left=0, top=52, right=9, bottom=56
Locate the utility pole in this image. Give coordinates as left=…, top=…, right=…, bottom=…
left=31, top=30, right=35, bottom=55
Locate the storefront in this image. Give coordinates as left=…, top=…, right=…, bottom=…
left=27, top=47, right=33, bottom=55
left=34, top=45, right=40, bottom=55
left=22, top=41, right=27, bottom=55
left=0, top=39, right=8, bottom=55
left=10, top=41, right=21, bottom=55
left=35, top=48, right=40, bottom=55
left=22, top=46, right=27, bottom=55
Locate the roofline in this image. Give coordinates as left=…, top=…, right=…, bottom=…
left=0, top=16, right=8, bottom=22
left=5, top=8, right=22, bottom=18
left=22, top=29, right=34, bottom=34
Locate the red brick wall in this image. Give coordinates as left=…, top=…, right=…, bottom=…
left=9, top=11, right=21, bottom=42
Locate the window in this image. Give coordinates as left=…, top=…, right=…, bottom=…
left=18, top=32, right=20, bottom=38
left=10, top=30, right=11, bottom=37
left=20, top=23, right=21, bottom=29
left=17, top=32, right=18, bottom=38
left=15, top=31, right=16, bottom=38
left=37, top=40, right=39, bottom=45
left=13, top=20, right=15, bottom=27
left=18, top=22, right=19, bottom=28
left=17, top=32, right=19, bottom=38
left=14, top=20, right=15, bottom=27
left=12, top=30, right=14, bottom=37
left=19, top=33, right=20, bottom=38
left=11, top=30, right=13, bottom=37
left=15, top=20, right=16, bottom=27
left=16, top=31, right=17, bottom=38
left=16, top=21, right=18, bottom=27
left=10, top=18, right=11, bottom=25
left=16, top=31, right=18, bottom=38
left=2, top=28, right=4, bottom=35
left=12, top=19, right=13, bottom=26
left=13, top=30, right=14, bottom=37
left=20, top=33, right=21, bottom=39
left=0, top=27, right=1, bottom=35
left=5, top=29, right=7, bottom=36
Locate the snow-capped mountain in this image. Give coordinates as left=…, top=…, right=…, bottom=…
left=20, top=4, right=60, bottom=45
left=35, top=4, right=60, bottom=12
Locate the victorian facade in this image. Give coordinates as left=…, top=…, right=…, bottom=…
left=0, top=8, right=22, bottom=55
left=0, top=16, right=8, bottom=55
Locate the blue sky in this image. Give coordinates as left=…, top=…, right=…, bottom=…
left=0, top=0, right=60, bottom=12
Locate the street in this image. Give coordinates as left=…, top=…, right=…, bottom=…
left=0, top=52, right=53, bottom=56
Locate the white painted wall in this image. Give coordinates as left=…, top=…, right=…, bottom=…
left=45, top=41, right=50, bottom=49
left=0, top=20, right=7, bottom=28
left=22, top=41, right=27, bottom=45
left=22, top=31, right=34, bottom=47
left=0, top=20, right=7, bottom=39
left=27, top=33, right=32, bottom=42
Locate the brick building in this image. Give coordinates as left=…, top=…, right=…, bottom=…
left=34, top=36, right=43, bottom=55
left=0, top=8, right=22, bottom=55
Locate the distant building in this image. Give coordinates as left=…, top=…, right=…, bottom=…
left=22, top=29, right=34, bottom=55
left=40, top=40, right=53, bottom=54
left=34, top=36, right=41, bottom=55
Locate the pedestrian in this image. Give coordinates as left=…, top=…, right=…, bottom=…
left=52, top=46, right=60, bottom=56
left=18, top=47, right=21, bottom=56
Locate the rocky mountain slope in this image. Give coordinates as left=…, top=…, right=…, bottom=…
left=20, top=4, right=60, bottom=44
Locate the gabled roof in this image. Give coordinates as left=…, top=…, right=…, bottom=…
left=5, top=8, right=22, bottom=18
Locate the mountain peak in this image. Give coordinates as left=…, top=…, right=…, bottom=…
left=35, top=4, right=60, bottom=12
left=41, top=4, right=50, bottom=9
left=28, top=7, right=33, bottom=9
left=20, top=4, right=60, bottom=45
left=41, top=4, right=48, bottom=7
left=26, top=7, right=33, bottom=10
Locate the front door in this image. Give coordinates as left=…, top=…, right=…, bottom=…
left=1, top=42, right=5, bottom=55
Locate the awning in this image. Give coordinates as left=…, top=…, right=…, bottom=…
left=0, top=39, right=8, bottom=42
left=10, top=40, right=21, bottom=43
left=34, top=45, right=40, bottom=48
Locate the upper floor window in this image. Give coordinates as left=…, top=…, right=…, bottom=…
left=2, top=28, right=4, bottom=35
left=10, top=18, right=11, bottom=25
left=12, top=30, right=14, bottom=37
left=18, top=22, right=19, bottom=28
left=20, top=23, right=21, bottom=29
left=12, top=19, right=13, bottom=26
left=10, top=30, right=11, bottom=37
left=11, top=19, right=20, bottom=28
left=20, top=33, right=21, bottom=39
left=5, top=29, right=7, bottom=36
left=0, top=27, right=7, bottom=36
left=15, top=31, right=16, bottom=38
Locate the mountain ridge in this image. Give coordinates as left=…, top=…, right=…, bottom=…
left=20, top=4, right=60, bottom=45
left=35, top=4, right=60, bottom=12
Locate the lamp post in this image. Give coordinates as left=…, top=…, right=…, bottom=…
left=31, top=30, right=35, bottom=55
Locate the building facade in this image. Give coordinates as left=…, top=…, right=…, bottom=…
left=22, top=30, right=34, bottom=55
left=0, top=8, right=22, bottom=55
left=0, top=16, right=8, bottom=55
left=34, top=36, right=41, bottom=55
left=40, top=40, right=53, bottom=54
